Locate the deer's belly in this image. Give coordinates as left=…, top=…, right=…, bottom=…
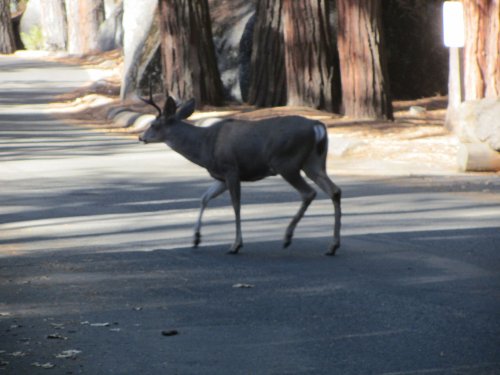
left=209, top=163, right=276, bottom=182
left=239, top=164, right=277, bottom=181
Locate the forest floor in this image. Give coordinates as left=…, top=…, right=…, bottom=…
left=45, top=50, right=461, bottom=175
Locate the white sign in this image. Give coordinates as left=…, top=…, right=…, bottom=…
left=443, top=2, right=465, bottom=47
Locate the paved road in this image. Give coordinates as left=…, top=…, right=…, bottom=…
left=1, top=56, right=499, bottom=374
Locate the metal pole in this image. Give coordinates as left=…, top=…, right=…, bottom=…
left=445, top=46, right=462, bottom=131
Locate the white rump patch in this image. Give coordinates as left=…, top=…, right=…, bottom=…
left=313, top=124, right=326, bottom=143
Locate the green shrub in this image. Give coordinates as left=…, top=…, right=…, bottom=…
left=20, top=25, right=44, bottom=50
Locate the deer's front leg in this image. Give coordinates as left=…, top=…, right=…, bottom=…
left=226, top=174, right=243, bottom=254
left=193, top=180, right=227, bottom=248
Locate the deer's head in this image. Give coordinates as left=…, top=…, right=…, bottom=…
left=139, top=90, right=195, bottom=144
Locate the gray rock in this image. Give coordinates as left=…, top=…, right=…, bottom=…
left=455, top=98, right=500, bottom=151
left=112, top=110, right=142, bottom=128
left=98, top=1, right=124, bottom=52
left=131, top=114, right=156, bottom=133
left=212, top=2, right=255, bottom=101
left=474, top=99, right=500, bottom=151
left=458, top=142, right=500, bottom=172
left=120, top=0, right=159, bottom=100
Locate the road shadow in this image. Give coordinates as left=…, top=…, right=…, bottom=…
left=1, top=225, right=499, bottom=374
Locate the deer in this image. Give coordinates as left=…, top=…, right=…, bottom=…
left=138, top=92, right=341, bottom=256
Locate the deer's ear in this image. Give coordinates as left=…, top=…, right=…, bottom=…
left=164, top=97, right=177, bottom=116
left=176, top=98, right=196, bottom=120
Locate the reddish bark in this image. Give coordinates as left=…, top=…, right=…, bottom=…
left=337, top=0, right=393, bottom=120
left=282, top=0, right=340, bottom=111
left=463, top=0, right=500, bottom=99
left=158, top=0, right=224, bottom=106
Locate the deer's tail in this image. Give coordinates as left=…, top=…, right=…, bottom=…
left=313, top=123, right=328, bottom=156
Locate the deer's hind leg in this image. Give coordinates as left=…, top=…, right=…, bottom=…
left=279, top=171, right=317, bottom=249
left=225, top=173, right=243, bottom=254
left=303, top=158, right=341, bottom=255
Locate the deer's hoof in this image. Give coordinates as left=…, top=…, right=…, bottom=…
left=193, top=232, right=201, bottom=248
left=227, top=243, right=243, bottom=255
left=325, top=241, right=340, bottom=256
left=283, top=238, right=292, bottom=248
left=283, top=232, right=293, bottom=248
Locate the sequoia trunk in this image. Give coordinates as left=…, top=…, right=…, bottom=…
left=158, top=0, right=224, bottom=105
left=282, top=0, right=340, bottom=112
left=337, top=0, right=393, bottom=120
left=463, top=0, right=500, bottom=99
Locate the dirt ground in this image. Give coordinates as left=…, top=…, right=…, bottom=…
left=48, top=50, right=460, bottom=174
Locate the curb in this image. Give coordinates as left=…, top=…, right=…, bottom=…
left=107, top=106, right=155, bottom=133
left=131, top=114, right=156, bottom=133
left=106, top=106, right=130, bottom=120
left=112, top=111, right=143, bottom=128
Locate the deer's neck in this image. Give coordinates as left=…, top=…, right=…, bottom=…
left=164, top=122, right=209, bottom=168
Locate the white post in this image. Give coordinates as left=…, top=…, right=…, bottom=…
left=443, top=1, right=465, bottom=131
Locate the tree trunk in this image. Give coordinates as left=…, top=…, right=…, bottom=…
left=120, top=0, right=158, bottom=100
left=65, top=0, right=104, bottom=54
left=0, top=0, right=15, bottom=54
left=337, top=0, right=393, bottom=120
left=282, top=0, right=340, bottom=112
left=158, top=0, right=224, bottom=106
left=463, top=0, right=500, bottom=100
left=40, top=0, right=67, bottom=51
left=79, top=0, right=104, bottom=53
left=247, top=0, right=286, bottom=107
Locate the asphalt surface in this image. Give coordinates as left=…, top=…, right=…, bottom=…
left=0, top=55, right=499, bottom=375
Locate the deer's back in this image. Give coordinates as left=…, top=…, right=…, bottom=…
left=206, top=116, right=323, bottom=181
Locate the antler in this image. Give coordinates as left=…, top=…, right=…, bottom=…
left=140, top=80, right=162, bottom=116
